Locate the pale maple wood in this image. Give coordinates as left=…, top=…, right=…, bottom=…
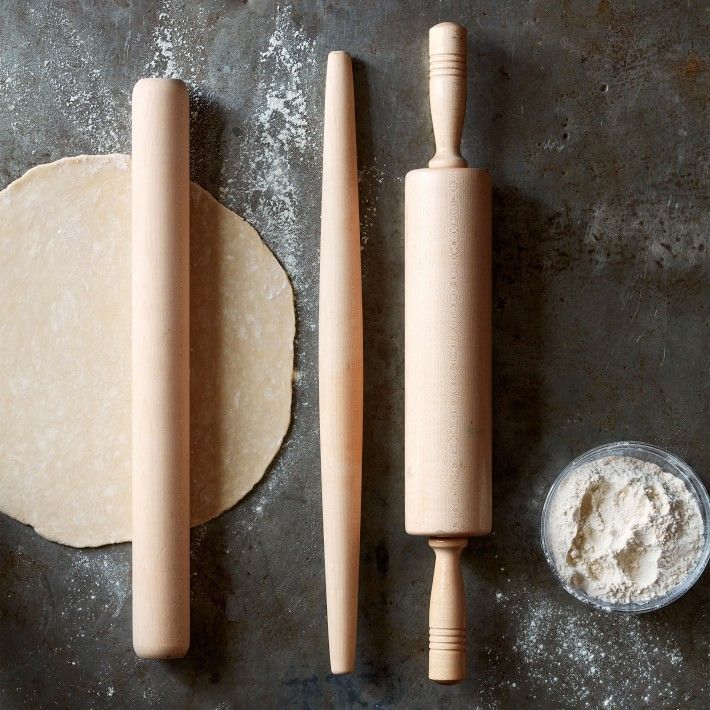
left=404, top=167, right=492, bottom=537
left=131, top=78, right=190, bottom=659
left=428, top=22, right=468, bottom=169
left=319, top=51, right=363, bottom=674
left=404, top=22, right=492, bottom=684
left=429, top=538, right=468, bottom=684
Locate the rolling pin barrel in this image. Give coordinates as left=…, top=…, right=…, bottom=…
left=319, top=51, right=363, bottom=674
left=404, top=166, right=491, bottom=538
left=405, top=22, right=492, bottom=684
left=131, top=78, right=190, bottom=659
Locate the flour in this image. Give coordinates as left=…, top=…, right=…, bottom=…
left=546, top=455, right=705, bottom=604
left=233, top=4, right=317, bottom=289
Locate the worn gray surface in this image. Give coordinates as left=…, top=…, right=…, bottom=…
left=0, top=0, right=708, bottom=708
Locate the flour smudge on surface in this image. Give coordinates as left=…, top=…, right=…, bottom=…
left=0, top=4, right=126, bottom=155
left=232, top=5, right=318, bottom=292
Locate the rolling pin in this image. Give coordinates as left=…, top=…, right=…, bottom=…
left=319, top=51, right=363, bottom=674
left=131, top=78, right=190, bottom=658
left=404, top=22, right=492, bottom=684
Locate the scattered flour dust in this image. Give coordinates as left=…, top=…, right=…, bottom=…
left=228, top=6, right=321, bottom=533
left=0, top=4, right=126, bottom=153
left=1, top=0, right=326, bottom=563
left=232, top=4, right=318, bottom=293
left=358, top=164, right=385, bottom=249
left=546, top=455, right=704, bottom=604
left=493, top=589, right=694, bottom=708
left=146, top=0, right=206, bottom=85
left=67, top=548, right=130, bottom=620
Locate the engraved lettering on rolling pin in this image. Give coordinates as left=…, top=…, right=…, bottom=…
left=445, top=173, right=465, bottom=532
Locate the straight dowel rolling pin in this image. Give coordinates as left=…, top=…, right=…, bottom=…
left=404, top=23, right=492, bottom=684
left=319, top=51, right=363, bottom=674
left=131, top=78, right=190, bottom=659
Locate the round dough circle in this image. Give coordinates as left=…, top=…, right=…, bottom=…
left=0, top=155, right=294, bottom=547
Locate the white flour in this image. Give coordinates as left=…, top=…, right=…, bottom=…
left=547, top=455, right=705, bottom=604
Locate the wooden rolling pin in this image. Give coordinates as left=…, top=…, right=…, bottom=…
left=319, top=51, right=363, bottom=674
left=404, top=22, right=492, bottom=684
left=131, top=78, right=190, bottom=659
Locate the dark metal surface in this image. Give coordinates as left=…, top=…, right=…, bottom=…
left=0, top=1, right=708, bottom=707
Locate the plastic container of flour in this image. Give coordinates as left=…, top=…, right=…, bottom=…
left=541, top=442, right=710, bottom=613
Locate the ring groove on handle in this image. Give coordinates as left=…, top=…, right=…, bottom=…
left=428, top=22, right=468, bottom=169
left=428, top=537, right=468, bottom=683
left=429, top=54, right=466, bottom=78
left=430, top=628, right=466, bottom=651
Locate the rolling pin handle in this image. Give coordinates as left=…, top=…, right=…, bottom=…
left=428, top=537, right=468, bottom=684
left=428, top=22, right=468, bottom=169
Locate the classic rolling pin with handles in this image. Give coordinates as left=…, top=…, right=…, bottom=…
left=405, top=22, right=492, bottom=684
left=131, top=78, right=191, bottom=658
left=319, top=51, right=363, bottom=674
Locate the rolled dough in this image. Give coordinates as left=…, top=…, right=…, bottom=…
left=0, top=155, right=294, bottom=547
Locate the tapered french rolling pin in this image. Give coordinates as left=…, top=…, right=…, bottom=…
left=319, top=51, right=363, bottom=674
left=131, top=78, right=190, bottom=659
left=405, top=23, right=492, bottom=684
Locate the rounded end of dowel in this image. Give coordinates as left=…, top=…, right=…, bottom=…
left=326, top=602, right=357, bottom=675
left=132, top=77, right=189, bottom=105
left=429, top=646, right=466, bottom=684
left=324, top=50, right=354, bottom=104
left=326, top=50, right=353, bottom=79
left=329, top=653, right=355, bottom=675
left=429, top=22, right=467, bottom=63
left=133, top=637, right=189, bottom=660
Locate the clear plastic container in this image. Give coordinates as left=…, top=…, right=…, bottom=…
left=541, top=441, right=710, bottom=612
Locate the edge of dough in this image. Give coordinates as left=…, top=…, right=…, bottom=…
left=0, top=155, right=295, bottom=547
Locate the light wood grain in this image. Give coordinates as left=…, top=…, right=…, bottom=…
left=428, top=538, right=467, bottom=684
left=404, top=167, right=492, bottom=537
left=428, top=22, right=468, bottom=169
left=131, top=78, right=190, bottom=659
left=404, top=22, right=492, bottom=684
left=319, top=51, right=363, bottom=674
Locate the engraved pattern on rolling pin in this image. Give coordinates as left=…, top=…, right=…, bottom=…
left=445, top=172, right=465, bottom=533
left=405, top=21, right=492, bottom=683
left=404, top=169, right=491, bottom=537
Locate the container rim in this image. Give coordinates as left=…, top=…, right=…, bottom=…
left=540, top=441, right=710, bottom=613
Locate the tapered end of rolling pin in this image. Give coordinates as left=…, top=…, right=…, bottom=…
left=131, top=77, right=190, bottom=660
left=428, top=538, right=468, bottom=684
left=428, top=22, right=468, bottom=169
left=320, top=50, right=363, bottom=675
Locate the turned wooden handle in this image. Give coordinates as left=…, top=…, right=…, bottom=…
left=405, top=20, right=491, bottom=687
left=131, top=78, right=190, bottom=659
left=429, top=538, right=467, bottom=684
left=319, top=51, right=363, bottom=674
left=428, top=22, right=468, bottom=169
